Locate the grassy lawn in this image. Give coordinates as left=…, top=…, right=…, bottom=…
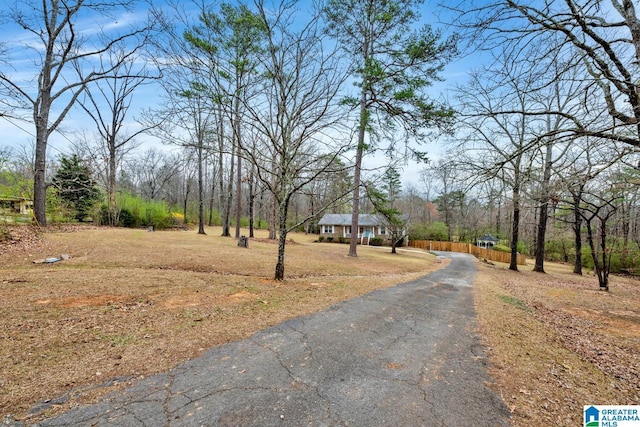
left=474, top=259, right=640, bottom=426
left=0, top=225, right=440, bottom=423
left=1, top=225, right=638, bottom=426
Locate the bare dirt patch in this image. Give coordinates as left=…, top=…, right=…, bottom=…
left=475, top=260, right=640, bottom=426
left=0, top=225, right=439, bottom=424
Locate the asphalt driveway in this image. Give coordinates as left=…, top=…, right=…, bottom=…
left=30, top=251, right=510, bottom=426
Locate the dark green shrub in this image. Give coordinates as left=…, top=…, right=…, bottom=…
left=493, top=242, right=528, bottom=254
left=318, top=236, right=324, bottom=242
left=370, top=237, right=383, bottom=246
left=118, top=208, right=136, bottom=228
left=544, top=239, right=573, bottom=263
left=546, top=252, right=564, bottom=262
left=574, top=246, right=640, bottom=274
left=326, top=236, right=334, bottom=243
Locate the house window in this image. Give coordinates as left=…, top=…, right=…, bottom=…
left=322, top=225, right=334, bottom=234
left=379, top=226, right=387, bottom=235
left=344, top=226, right=351, bottom=236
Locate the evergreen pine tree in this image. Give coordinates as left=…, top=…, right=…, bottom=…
left=52, top=155, right=101, bottom=221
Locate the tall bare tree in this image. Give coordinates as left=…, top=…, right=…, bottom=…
left=578, top=172, right=626, bottom=291
left=449, top=0, right=640, bottom=147
left=529, top=59, right=581, bottom=273
left=150, top=0, right=230, bottom=235
left=0, top=0, right=153, bottom=226
left=454, top=46, right=541, bottom=270
left=78, top=47, right=159, bottom=226
left=243, top=1, right=350, bottom=280
left=424, top=159, right=461, bottom=242
left=559, top=138, right=631, bottom=276
left=125, top=148, right=182, bottom=203
left=182, top=2, right=267, bottom=238
left=146, top=78, right=216, bottom=234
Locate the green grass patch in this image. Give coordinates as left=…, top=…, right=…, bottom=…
left=498, top=294, right=529, bottom=310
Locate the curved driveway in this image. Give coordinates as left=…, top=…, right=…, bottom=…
left=34, top=251, right=510, bottom=426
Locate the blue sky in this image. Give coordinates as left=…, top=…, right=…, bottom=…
left=0, top=0, right=482, bottom=188
left=0, top=1, right=158, bottom=156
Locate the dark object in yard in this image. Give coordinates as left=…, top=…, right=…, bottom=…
left=238, top=235, right=249, bottom=248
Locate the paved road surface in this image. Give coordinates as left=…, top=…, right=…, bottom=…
left=28, top=251, right=510, bottom=426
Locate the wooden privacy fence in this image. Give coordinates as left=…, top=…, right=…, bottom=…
left=409, top=240, right=527, bottom=266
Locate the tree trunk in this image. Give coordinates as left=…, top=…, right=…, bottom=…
left=533, top=200, right=549, bottom=273
left=197, top=144, right=206, bottom=235
left=572, top=194, right=583, bottom=275
left=584, top=218, right=605, bottom=290
left=235, top=152, right=242, bottom=238
left=218, top=152, right=225, bottom=231
left=495, top=193, right=502, bottom=237
left=583, top=201, right=614, bottom=292
left=533, top=138, right=554, bottom=273
left=183, top=178, right=191, bottom=224
left=509, top=188, right=520, bottom=271
left=349, top=144, right=363, bottom=257
left=234, top=101, right=242, bottom=238
left=108, top=143, right=117, bottom=226
left=33, top=119, right=48, bottom=226
left=217, top=114, right=230, bottom=236
left=598, top=218, right=609, bottom=291
left=221, top=145, right=235, bottom=237
left=208, top=161, right=216, bottom=226
left=268, top=194, right=277, bottom=240
left=349, top=92, right=367, bottom=257
left=274, top=202, right=289, bottom=280
left=248, top=168, right=255, bottom=238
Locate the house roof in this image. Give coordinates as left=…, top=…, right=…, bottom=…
left=477, top=233, right=499, bottom=242
left=0, top=196, right=32, bottom=203
left=318, top=213, right=383, bottom=226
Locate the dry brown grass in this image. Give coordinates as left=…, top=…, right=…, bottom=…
left=0, top=225, right=440, bottom=423
left=3, top=226, right=639, bottom=426
left=474, top=259, right=640, bottom=426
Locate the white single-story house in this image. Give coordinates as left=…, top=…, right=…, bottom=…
left=317, top=213, right=407, bottom=245
left=476, top=233, right=500, bottom=248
